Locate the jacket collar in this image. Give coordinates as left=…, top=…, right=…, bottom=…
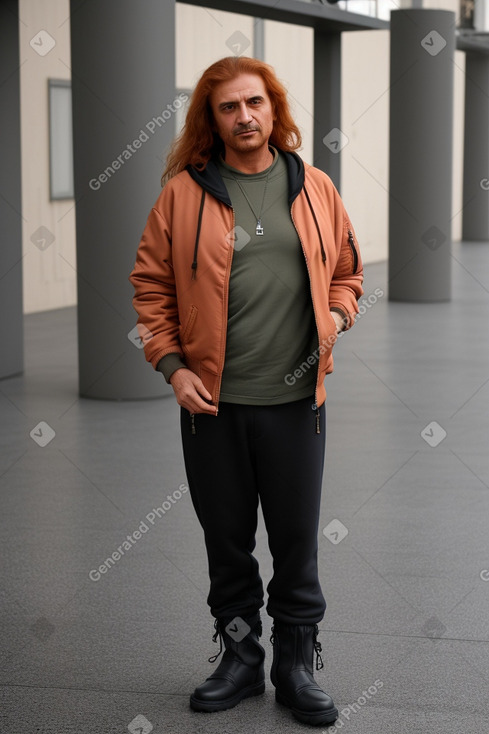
left=186, top=149, right=304, bottom=208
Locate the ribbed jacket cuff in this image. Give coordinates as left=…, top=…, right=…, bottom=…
left=156, top=353, right=186, bottom=383
left=330, top=306, right=349, bottom=331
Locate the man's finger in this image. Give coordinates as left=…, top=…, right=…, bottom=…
left=185, top=397, right=217, bottom=414
left=180, top=385, right=216, bottom=414
left=191, top=377, right=213, bottom=402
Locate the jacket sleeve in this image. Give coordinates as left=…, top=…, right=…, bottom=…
left=329, top=188, right=364, bottom=331
left=129, top=192, right=184, bottom=369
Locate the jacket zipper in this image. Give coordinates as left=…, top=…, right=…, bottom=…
left=304, top=186, right=326, bottom=264
left=348, top=229, right=359, bottom=274
left=195, top=189, right=325, bottom=429
left=191, top=190, right=206, bottom=279
left=290, top=203, right=321, bottom=434
left=212, top=206, right=236, bottom=414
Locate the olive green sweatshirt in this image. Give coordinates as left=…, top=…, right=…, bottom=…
left=217, top=149, right=318, bottom=405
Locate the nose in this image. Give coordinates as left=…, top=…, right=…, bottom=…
left=236, top=101, right=253, bottom=125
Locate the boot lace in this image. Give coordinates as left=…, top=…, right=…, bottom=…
left=313, top=624, right=324, bottom=671
left=208, top=619, right=223, bottom=663
left=208, top=616, right=262, bottom=663
left=270, top=623, right=324, bottom=671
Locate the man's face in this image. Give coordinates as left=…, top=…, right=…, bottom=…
left=209, top=73, right=275, bottom=160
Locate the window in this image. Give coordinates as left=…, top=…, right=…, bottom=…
left=48, top=79, right=74, bottom=200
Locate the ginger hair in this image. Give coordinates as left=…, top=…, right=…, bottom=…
left=162, top=56, right=302, bottom=184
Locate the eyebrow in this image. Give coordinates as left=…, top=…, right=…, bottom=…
left=217, top=95, right=265, bottom=110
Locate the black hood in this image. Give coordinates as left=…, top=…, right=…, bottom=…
left=186, top=149, right=305, bottom=207
left=184, top=150, right=311, bottom=281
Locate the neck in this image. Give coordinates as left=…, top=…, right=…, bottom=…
left=223, top=144, right=274, bottom=174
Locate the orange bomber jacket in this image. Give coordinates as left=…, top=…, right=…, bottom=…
left=129, top=150, right=364, bottom=409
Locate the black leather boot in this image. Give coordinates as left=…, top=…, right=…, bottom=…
left=270, top=622, right=338, bottom=726
left=190, top=612, right=265, bottom=712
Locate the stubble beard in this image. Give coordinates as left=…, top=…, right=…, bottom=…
left=231, top=127, right=269, bottom=154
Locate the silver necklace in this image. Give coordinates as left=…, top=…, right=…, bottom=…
left=233, top=159, right=273, bottom=236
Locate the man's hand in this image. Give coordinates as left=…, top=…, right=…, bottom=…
left=169, top=368, right=218, bottom=415
left=330, top=310, right=345, bottom=334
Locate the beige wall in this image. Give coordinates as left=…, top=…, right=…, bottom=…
left=342, top=27, right=465, bottom=264
left=264, top=19, right=314, bottom=164
left=18, top=0, right=467, bottom=312
left=452, top=50, right=467, bottom=243
left=342, top=30, right=390, bottom=264
left=176, top=8, right=314, bottom=160
left=19, top=0, right=76, bottom=314
left=176, top=5, right=255, bottom=88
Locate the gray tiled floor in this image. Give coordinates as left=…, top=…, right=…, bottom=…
left=1, top=243, right=489, bottom=733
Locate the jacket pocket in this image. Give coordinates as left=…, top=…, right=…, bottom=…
left=325, top=310, right=338, bottom=348
left=317, top=310, right=338, bottom=377
left=347, top=228, right=359, bottom=274
left=180, top=305, right=198, bottom=352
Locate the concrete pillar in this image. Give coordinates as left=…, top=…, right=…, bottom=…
left=314, top=31, right=342, bottom=192
left=0, top=0, right=23, bottom=379
left=70, top=0, right=176, bottom=398
left=473, top=0, right=489, bottom=31
left=389, top=10, right=455, bottom=302
left=462, top=53, right=489, bottom=241
left=253, top=18, right=265, bottom=60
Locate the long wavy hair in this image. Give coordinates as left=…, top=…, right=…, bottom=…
left=162, top=56, right=302, bottom=184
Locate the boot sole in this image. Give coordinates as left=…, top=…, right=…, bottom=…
left=275, top=690, right=338, bottom=726
left=190, top=680, right=265, bottom=713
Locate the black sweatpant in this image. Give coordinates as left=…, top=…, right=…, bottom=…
left=180, top=395, right=327, bottom=625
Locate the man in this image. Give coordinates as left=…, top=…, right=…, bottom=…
left=129, top=56, right=363, bottom=727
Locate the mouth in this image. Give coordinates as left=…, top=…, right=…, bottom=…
left=234, top=128, right=259, bottom=136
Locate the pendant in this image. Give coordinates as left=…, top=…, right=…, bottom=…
left=256, top=220, right=264, bottom=236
